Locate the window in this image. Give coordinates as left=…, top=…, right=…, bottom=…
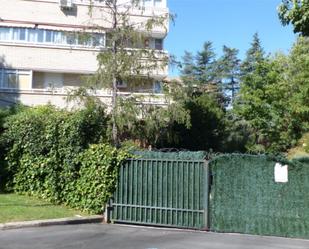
left=153, top=81, right=163, bottom=93
left=66, top=32, right=76, bottom=45
left=27, top=29, right=37, bottom=43
left=53, top=31, right=64, bottom=44
left=146, top=38, right=163, bottom=50
left=19, top=29, right=26, bottom=41
left=6, top=73, right=18, bottom=88
left=92, top=34, right=105, bottom=47
left=11, top=28, right=26, bottom=41
left=0, top=27, right=105, bottom=48
left=116, top=78, right=127, bottom=88
left=12, top=28, right=19, bottom=40
left=154, top=0, right=162, bottom=7
left=155, top=39, right=163, bottom=50
left=37, top=29, right=44, bottom=43
left=140, top=0, right=164, bottom=8
left=0, top=69, right=31, bottom=89
left=0, top=27, right=10, bottom=40
left=144, top=38, right=150, bottom=48
left=143, top=0, right=153, bottom=7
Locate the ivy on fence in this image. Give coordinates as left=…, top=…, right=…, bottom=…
left=0, top=104, right=130, bottom=213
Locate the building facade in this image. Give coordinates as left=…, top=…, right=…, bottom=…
left=0, top=0, right=169, bottom=107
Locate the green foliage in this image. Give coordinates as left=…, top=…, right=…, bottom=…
left=195, top=41, right=217, bottom=85
left=1, top=104, right=127, bottom=213
left=220, top=112, right=251, bottom=153
left=0, top=105, right=24, bottom=192
left=180, top=41, right=222, bottom=98
left=112, top=93, right=190, bottom=148
left=85, top=0, right=170, bottom=145
left=72, top=144, right=130, bottom=213
left=240, top=33, right=265, bottom=75
left=278, top=0, right=309, bottom=36
left=69, top=82, right=191, bottom=149
left=216, top=46, right=241, bottom=105
left=177, top=34, right=308, bottom=154
left=288, top=132, right=309, bottom=158
left=287, top=37, right=309, bottom=125
left=133, top=150, right=206, bottom=160
left=169, top=93, right=226, bottom=151
left=235, top=37, right=309, bottom=153
left=235, top=57, right=289, bottom=152
left=180, top=41, right=242, bottom=107
left=180, top=51, right=197, bottom=89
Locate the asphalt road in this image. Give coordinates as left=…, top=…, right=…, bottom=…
left=0, top=224, right=309, bottom=249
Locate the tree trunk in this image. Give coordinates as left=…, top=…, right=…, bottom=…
left=111, top=0, right=118, bottom=147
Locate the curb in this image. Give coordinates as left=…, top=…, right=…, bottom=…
left=0, top=215, right=104, bottom=230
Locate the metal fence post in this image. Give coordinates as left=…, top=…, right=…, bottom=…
left=204, top=160, right=210, bottom=230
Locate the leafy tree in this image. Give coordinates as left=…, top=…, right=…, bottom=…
left=221, top=111, right=251, bottom=153
left=235, top=36, right=309, bottom=153
left=113, top=81, right=191, bottom=148
left=287, top=37, right=309, bottom=125
left=235, top=56, right=288, bottom=152
left=278, top=0, right=309, bottom=36
left=169, top=93, right=226, bottom=151
left=86, top=0, right=169, bottom=145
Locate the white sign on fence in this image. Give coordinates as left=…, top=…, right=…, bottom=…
left=274, top=163, right=288, bottom=183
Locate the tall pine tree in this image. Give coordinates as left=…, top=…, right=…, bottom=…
left=180, top=51, right=197, bottom=90
left=195, top=41, right=217, bottom=85
left=241, top=33, right=265, bottom=76
left=217, top=46, right=241, bottom=105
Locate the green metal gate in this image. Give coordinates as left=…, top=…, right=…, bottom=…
left=110, top=158, right=209, bottom=230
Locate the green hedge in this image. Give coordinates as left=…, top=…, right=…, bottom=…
left=1, top=104, right=130, bottom=213
left=133, top=151, right=207, bottom=160
left=209, top=154, right=309, bottom=239
left=11, top=143, right=128, bottom=213
left=75, top=144, right=129, bottom=213
left=0, top=106, right=21, bottom=192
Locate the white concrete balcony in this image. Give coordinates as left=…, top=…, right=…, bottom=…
left=0, top=43, right=168, bottom=76
left=0, top=87, right=168, bottom=108
left=0, top=43, right=99, bottom=74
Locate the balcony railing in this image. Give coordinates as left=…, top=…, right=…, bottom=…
left=0, top=86, right=168, bottom=106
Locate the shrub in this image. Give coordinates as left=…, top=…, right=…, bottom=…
left=72, top=144, right=129, bottom=213
left=1, top=104, right=129, bottom=213
left=0, top=105, right=24, bottom=192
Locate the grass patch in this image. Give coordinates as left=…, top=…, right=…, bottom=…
left=0, top=194, right=88, bottom=223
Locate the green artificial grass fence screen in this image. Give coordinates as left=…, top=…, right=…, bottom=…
left=209, top=155, right=309, bottom=239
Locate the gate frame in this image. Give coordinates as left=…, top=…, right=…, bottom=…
left=108, top=158, right=210, bottom=230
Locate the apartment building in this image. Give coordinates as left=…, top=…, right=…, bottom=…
left=0, top=0, right=169, bottom=107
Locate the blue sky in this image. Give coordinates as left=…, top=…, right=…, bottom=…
left=165, top=0, right=297, bottom=76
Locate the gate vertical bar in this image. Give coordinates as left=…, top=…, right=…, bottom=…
left=204, top=160, right=209, bottom=230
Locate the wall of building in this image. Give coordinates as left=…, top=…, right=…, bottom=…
left=0, top=44, right=99, bottom=73
left=0, top=0, right=169, bottom=107
left=33, top=71, right=84, bottom=88
left=0, top=42, right=168, bottom=77
left=0, top=0, right=168, bottom=36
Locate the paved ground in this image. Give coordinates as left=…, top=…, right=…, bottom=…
left=0, top=224, right=308, bottom=249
